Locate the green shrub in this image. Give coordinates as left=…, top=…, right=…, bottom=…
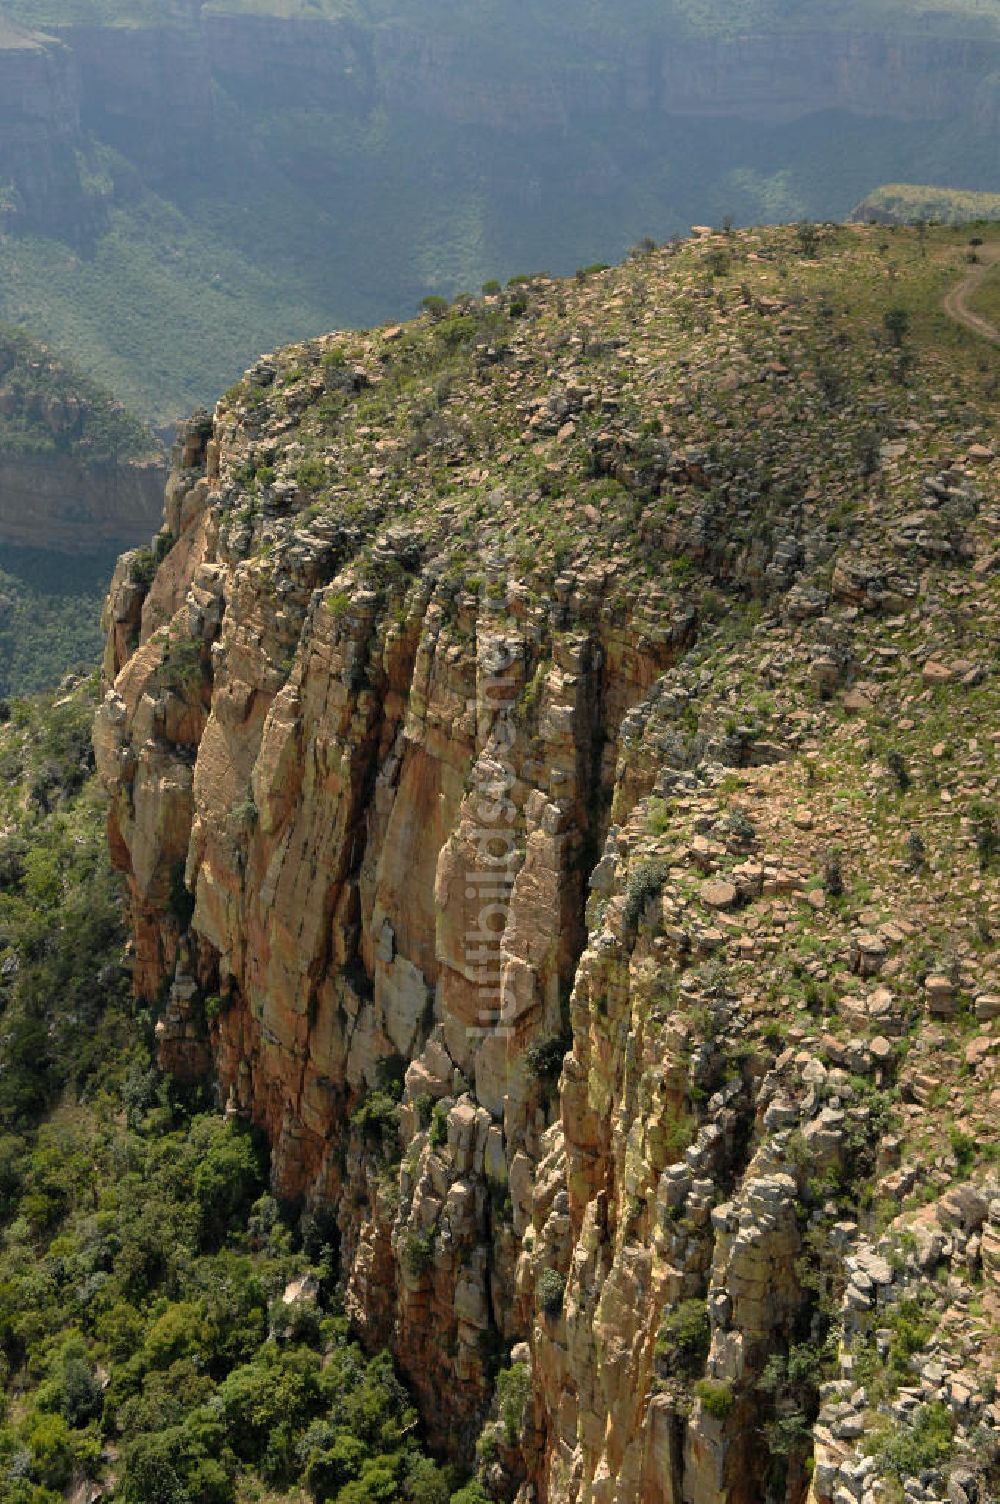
left=24, top=1411, right=75, bottom=1490
left=325, top=590, right=353, bottom=621
left=949, top=1126, right=976, bottom=1170
left=402, top=1233, right=434, bottom=1279
left=524, top=1033, right=570, bottom=1081
left=655, top=1299, right=710, bottom=1379
left=231, top=792, right=257, bottom=828
left=623, top=859, right=668, bottom=929
left=450, top=1484, right=491, bottom=1504
left=120, top=1424, right=235, bottom=1504
left=402, top=1455, right=450, bottom=1504
left=885, top=748, right=910, bottom=791
left=36, top=1337, right=103, bottom=1427
left=971, top=800, right=998, bottom=873
left=694, top=1378, right=735, bottom=1420
left=295, top=456, right=327, bottom=491
left=436, top=313, right=477, bottom=350
left=204, top=994, right=226, bottom=1024
left=883, top=305, right=911, bottom=346
left=796, top=222, right=819, bottom=256
left=302, top=1424, right=367, bottom=1501
left=131, top=545, right=157, bottom=591
left=217, top=1347, right=322, bottom=1463
left=161, top=636, right=205, bottom=696
left=352, top=1091, right=401, bottom=1156
left=822, top=848, right=844, bottom=898
left=190, top=1121, right=267, bottom=1250
left=414, top=1093, right=434, bottom=1130
left=428, top=1102, right=448, bottom=1150
left=495, top=1362, right=531, bottom=1445
left=868, top=1401, right=954, bottom=1480
left=537, top=1269, right=565, bottom=1318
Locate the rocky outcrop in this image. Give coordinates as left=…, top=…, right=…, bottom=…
left=96, top=228, right=1000, bottom=1504
left=0, top=323, right=165, bottom=550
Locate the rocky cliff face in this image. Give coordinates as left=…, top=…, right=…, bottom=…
left=116, top=9, right=1000, bottom=133
left=96, top=226, right=1000, bottom=1504
left=0, top=451, right=165, bottom=552
left=0, top=13, right=212, bottom=236
left=65, top=20, right=214, bottom=183
left=0, top=21, right=106, bottom=238
left=363, top=23, right=1000, bottom=130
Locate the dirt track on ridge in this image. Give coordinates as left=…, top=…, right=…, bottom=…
left=942, top=243, right=1000, bottom=344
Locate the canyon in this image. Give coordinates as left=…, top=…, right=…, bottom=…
left=94, top=225, right=999, bottom=1504
left=5, top=6, right=999, bottom=238
left=1, top=2, right=999, bottom=418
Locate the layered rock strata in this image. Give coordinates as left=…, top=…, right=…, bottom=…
left=0, top=451, right=165, bottom=552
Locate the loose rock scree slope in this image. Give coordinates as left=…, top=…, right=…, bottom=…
left=96, top=224, right=1000, bottom=1504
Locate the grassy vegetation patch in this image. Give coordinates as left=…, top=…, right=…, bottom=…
left=967, top=258, right=1000, bottom=329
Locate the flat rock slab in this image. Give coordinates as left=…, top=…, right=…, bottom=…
left=701, top=879, right=738, bottom=910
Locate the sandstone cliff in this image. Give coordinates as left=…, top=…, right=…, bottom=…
left=0, top=450, right=165, bottom=552
left=97, top=226, right=1000, bottom=1504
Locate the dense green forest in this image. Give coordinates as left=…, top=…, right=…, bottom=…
left=0, top=680, right=480, bottom=1504
left=0, top=548, right=119, bottom=698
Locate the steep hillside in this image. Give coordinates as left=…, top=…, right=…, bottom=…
left=96, top=222, right=1000, bottom=1504
left=0, top=0, right=998, bottom=419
